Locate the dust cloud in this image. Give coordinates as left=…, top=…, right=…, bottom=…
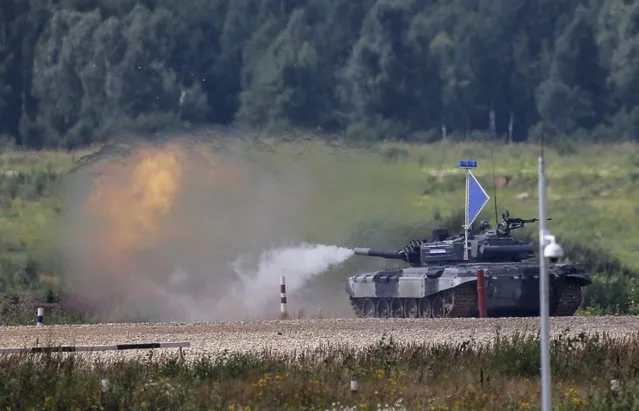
left=57, top=132, right=362, bottom=322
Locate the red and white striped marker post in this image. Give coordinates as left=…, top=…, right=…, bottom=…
left=280, top=276, right=288, bottom=319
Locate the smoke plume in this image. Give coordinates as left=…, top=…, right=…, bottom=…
left=219, top=243, right=354, bottom=320
left=57, top=132, right=365, bottom=322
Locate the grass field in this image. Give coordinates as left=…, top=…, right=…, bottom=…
left=0, top=331, right=635, bottom=410
left=1, top=136, right=639, bottom=320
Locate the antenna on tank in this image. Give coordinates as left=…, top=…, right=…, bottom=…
left=489, top=109, right=499, bottom=227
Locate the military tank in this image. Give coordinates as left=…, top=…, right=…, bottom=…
left=345, top=210, right=591, bottom=318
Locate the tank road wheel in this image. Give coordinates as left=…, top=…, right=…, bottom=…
left=421, top=298, right=432, bottom=318
left=349, top=298, right=364, bottom=317
left=431, top=295, right=445, bottom=318
left=405, top=299, right=419, bottom=318
left=390, top=299, right=403, bottom=318
left=377, top=299, right=391, bottom=318
left=553, top=281, right=584, bottom=316
left=442, top=291, right=455, bottom=315
left=362, top=298, right=376, bottom=317
left=432, top=292, right=454, bottom=318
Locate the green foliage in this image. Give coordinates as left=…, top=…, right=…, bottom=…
left=0, top=149, right=84, bottom=318
left=0, top=332, right=637, bottom=409
left=0, top=295, right=85, bottom=326
left=2, top=0, right=639, bottom=145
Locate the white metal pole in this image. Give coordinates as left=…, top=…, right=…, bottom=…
left=538, top=156, right=551, bottom=411
left=464, top=168, right=469, bottom=260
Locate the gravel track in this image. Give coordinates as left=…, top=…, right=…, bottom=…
left=0, top=316, right=637, bottom=361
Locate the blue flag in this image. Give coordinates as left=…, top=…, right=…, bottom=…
left=467, top=171, right=490, bottom=227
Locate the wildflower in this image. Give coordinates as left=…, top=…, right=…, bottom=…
left=375, top=369, right=385, bottom=379
left=571, top=396, right=586, bottom=406
left=520, top=402, right=529, bottom=409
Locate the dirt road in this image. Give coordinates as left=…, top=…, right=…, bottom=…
left=0, top=316, right=637, bottom=361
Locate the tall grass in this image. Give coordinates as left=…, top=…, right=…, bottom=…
left=0, top=331, right=637, bottom=409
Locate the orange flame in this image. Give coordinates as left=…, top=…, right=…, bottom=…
left=66, top=138, right=254, bottom=320
left=86, top=142, right=185, bottom=253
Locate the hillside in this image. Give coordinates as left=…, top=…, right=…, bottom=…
left=0, top=136, right=637, bottom=321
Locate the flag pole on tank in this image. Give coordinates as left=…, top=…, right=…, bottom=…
left=456, top=160, right=490, bottom=260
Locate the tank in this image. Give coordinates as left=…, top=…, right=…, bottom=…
left=345, top=210, right=592, bottom=318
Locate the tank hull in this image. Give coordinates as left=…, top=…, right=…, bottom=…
left=345, top=262, right=590, bottom=318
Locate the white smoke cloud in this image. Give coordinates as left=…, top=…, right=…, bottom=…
left=152, top=243, right=355, bottom=321
left=228, top=243, right=355, bottom=318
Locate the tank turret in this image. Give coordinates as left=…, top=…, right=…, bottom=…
left=352, top=210, right=546, bottom=267
left=466, top=210, right=547, bottom=262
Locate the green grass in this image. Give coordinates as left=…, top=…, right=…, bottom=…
left=0, top=332, right=637, bottom=409
left=1, top=137, right=639, bottom=320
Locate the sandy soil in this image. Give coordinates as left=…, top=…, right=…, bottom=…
left=0, top=316, right=637, bottom=361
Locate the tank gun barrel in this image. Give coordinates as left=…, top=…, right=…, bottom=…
left=519, top=217, right=551, bottom=224
left=353, top=247, right=405, bottom=260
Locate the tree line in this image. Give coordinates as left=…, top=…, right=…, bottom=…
left=0, top=0, right=638, bottom=149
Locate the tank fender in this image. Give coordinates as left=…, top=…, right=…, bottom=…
left=550, top=264, right=592, bottom=286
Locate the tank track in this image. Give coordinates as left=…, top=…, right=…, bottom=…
left=349, top=282, right=478, bottom=318
left=349, top=280, right=585, bottom=318
left=551, top=279, right=583, bottom=316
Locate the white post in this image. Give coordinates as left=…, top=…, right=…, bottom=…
left=36, top=307, right=44, bottom=326
left=611, top=379, right=620, bottom=393
left=280, top=276, right=287, bottom=318
left=101, top=378, right=109, bottom=393
left=538, top=156, right=551, bottom=411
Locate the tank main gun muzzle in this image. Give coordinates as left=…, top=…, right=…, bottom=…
left=353, top=248, right=405, bottom=260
